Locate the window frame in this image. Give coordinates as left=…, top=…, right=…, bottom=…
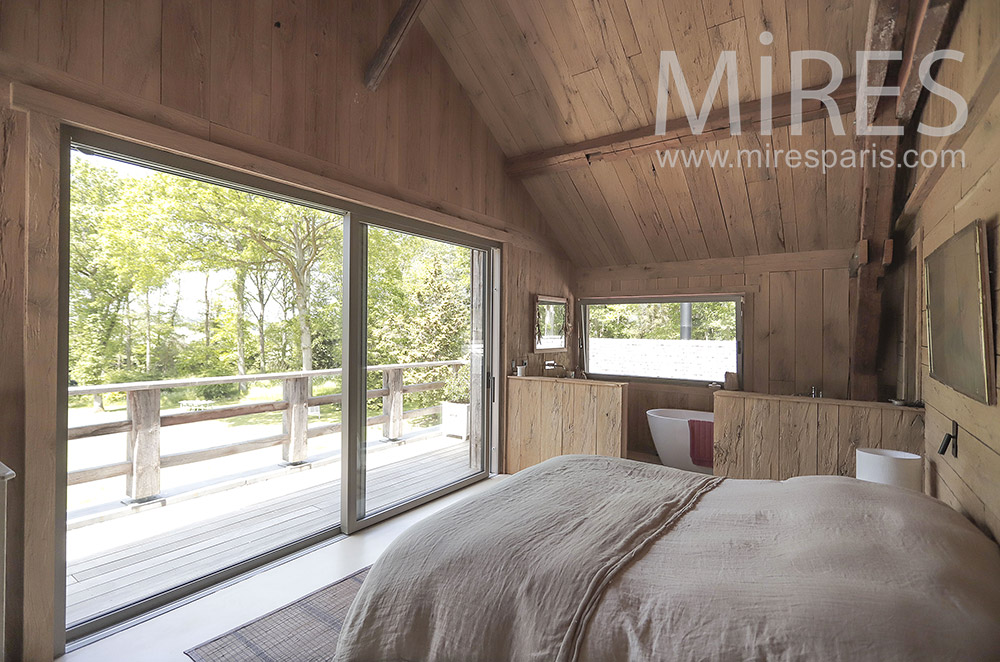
left=579, top=295, right=744, bottom=387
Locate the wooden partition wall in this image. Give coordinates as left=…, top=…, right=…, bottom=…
left=713, top=391, right=924, bottom=480
left=505, top=377, right=626, bottom=473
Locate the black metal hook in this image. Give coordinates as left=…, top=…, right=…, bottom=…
left=937, top=420, right=959, bottom=458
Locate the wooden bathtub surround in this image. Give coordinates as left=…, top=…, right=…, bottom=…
left=712, top=391, right=924, bottom=481
left=505, top=377, right=627, bottom=473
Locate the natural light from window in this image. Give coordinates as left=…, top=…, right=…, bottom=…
left=585, top=299, right=740, bottom=382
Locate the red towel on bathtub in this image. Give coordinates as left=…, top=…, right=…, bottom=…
left=689, top=419, right=714, bottom=468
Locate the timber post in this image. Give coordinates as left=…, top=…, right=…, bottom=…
left=126, top=388, right=161, bottom=502
left=282, top=376, right=309, bottom=464
left=382, top=368, right=404, bottom=440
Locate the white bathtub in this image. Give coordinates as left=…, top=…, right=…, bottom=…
left=646, top=408, right=715, bottom=475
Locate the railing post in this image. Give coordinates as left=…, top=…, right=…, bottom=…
left=283, top=376, right=309, bottom=464
left=126, top=388, right=161, bottom=502
left=382, top=368, right=404, bottom=440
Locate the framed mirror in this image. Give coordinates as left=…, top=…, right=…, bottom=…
left=535, top=295, right=568, bottom=353
left=924, top=219, right=996, bottom=405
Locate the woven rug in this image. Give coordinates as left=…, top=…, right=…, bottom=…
left=185, top=566, right=370, bottom=662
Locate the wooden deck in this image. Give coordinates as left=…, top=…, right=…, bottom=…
left=66, top=438, right=475, bottom=626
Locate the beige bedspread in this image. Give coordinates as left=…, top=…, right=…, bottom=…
left=335, top=455, right=1000, bottom=661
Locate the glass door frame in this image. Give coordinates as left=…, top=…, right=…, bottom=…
left=60, top=129, right=499, bottom=644
left=341, top=214, right=498, bottom=534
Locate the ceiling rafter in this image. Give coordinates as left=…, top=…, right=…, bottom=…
left=896, top=0, right=959, bottom=121
left=365, top=0, right=429, bottom=91
left=505, top=78, right=859, bottom=178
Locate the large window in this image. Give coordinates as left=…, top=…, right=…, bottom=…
left=582, top=297, right=742, bottom=383
left=63, top=131, right=496, bottom=641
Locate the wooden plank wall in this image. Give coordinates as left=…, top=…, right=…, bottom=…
left=502, top=244, right=577, bottom=377
left=500, top=244, right=577, bottom=471
left=713, top=391, right=924, bottom=480
left=0, top=100, right=26, bottom=661
left=576, top=249, right=854, bottom=456
left=505, top=377, right=626, bottom=473
left=0, top=2, right=570, bottom=657
left=894, top=0, right=1000, bottom=540
left=0, top=0, right=556, bottom=248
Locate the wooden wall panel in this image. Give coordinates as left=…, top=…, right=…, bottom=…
left=712, top=391, right=744, bottom=478
left=838, top=405, right=881, bottom=478
left=595, top=385, right=625, bottom=459
left=160, top=0, right=210, bottom=118
left=0, top=105, right=27, bottom=662
left=896, top=0, right=1000, bottom=540
left=817, top=402, right=840, bottom=475
left=0, top=0, right=39, bottom=61
left=794, top=270, right=824, bottom=393
left=538, top=381, right=565, bottom=463
left=779, top=400, right=817, bottom=479
left=745, top=397, right=779, bottom=479
left=22, top=111, right=62, bottom=662
left=714, top=392, right=924, bottom=481
left=37, top=0, right=103, bottom=83
left=505, top=378, right=626, bottom=473
left=499, top=244, right=577, bottom=470
left=568, top=385, right=598, bottom=456
left=209, top=0, right=254, bottom=134
left=768, top=271, right=796, bottom=392
left=103, top=0, right=161, bottom=102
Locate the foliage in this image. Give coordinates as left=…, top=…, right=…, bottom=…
left=443, top=364, right=471, bottom=404
left=69, top=152, right=475, bottom=404
left=588, top=301, right=737, bottom=341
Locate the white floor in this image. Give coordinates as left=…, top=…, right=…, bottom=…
left=59, top=475, right=507, bottom=662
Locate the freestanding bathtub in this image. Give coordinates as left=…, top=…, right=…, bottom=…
left=646, top=408, right=715, bottom=475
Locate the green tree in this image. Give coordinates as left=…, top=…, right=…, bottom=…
left=69, top=157, right=132, bottom=388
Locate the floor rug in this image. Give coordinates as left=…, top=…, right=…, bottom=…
left=185, top=566, right=370, bottom=662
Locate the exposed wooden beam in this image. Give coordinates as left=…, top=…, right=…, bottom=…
left=506, top=78, right=858, bottom=178
left=856, top=0, right=907, bottom=127
left=896, top=0, right=958, bottom=121
left=575, top=249, right=854, bottom=286
left=364, top=0, right=429, bottom=91
left=849, top=0, right=912, bottom=401
left=849, top=102, right=903, bottom=401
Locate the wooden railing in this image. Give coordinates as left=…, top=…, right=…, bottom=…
left=67, top=361, right=466, bottom=502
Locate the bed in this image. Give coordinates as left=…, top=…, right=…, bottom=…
left=334, top=455, right=1000, bottom=661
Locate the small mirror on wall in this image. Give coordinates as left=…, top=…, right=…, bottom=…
left=535, top=295, right=568, bottom=353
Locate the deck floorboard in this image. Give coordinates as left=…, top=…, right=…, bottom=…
left=67, top=437, right=475, bottom=625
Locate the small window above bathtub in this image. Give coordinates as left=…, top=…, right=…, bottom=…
left=580, top=296, right=742, bottom=385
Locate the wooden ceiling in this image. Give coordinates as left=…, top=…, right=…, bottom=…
left=421, top=0, right=871, bottom=267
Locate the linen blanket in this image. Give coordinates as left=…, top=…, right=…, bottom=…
left=334, top=455, right=722, bottom=661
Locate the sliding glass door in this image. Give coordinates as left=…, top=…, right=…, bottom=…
left=63, top=131, right=496, bottom=641
left=358, top=226, right=490, bottom=517
left=65, top=143, right=348, bottom=636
